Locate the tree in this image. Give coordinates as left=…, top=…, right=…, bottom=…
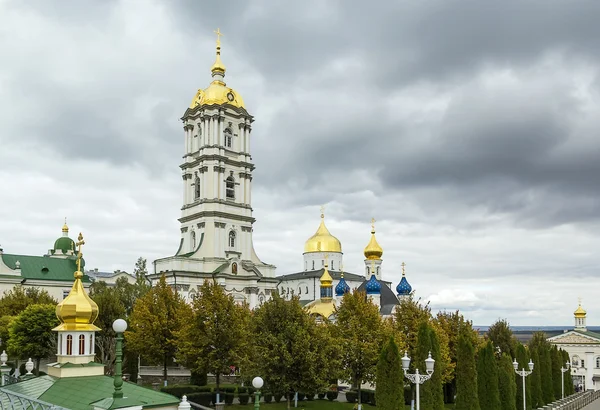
left=487, top=319, right=517, bottom=358
left=177, top=280, right=251, bottom=398
left=455, top=331, right=480, bottom=410
left=248, top=293, right=332, bottom=410
left=415, top=322, right=434, bottom=409
left=376, top=337, right=403, bottom=410
left=132, top=257, right=151, bottom=301
left=0, top=315, right=15, bottom=353
left=561, top=349, right=574, bottom=396
left=551, top=346, right=562, bottom=399
left=126, top=275, right=187, bottom=385
left=7, top=304, right=58, bottom=375
left=515, top=343, right=532, bottom=410
left=476, top=341, right=500, bottom=410
left=529, top=348, right=543, bottom=408
left=0, top=286, right=57, bottom=316
left=498, top=353, right=517, bottom=410
left=335, top=290, right=384, bottom=410
left=428, top=324, right=445, bottom=410
left=528, top=332, right=553, bottom=404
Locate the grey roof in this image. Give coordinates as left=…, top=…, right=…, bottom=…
left=357, top=279, right=400, bottom=315
left=277, top=269, right=391, bottom=286
left=86, top=270, right=133, bottom=280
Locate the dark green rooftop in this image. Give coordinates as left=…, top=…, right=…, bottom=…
left=1, top=254, right=91, bottom=283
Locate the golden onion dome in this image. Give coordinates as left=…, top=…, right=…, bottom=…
left=62, top=218, right=69, bottom=233
left=304, top=212, right=342, bottom=254
left=574, top=303, right=587, bottom=318
left=364, top=221, right=383, bottom=260
left=54, top=233, right=100, bottom=332
left=320, top=265, right=333, bottom=287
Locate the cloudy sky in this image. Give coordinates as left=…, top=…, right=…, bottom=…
left=1, top=0, right=600, bottom=326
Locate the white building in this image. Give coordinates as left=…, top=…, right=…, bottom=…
left=150, top=32, right=277, bottom=308
left=549, top=302, right=600, bottom=391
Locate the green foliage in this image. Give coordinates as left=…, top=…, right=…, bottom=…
left=345, top=391, right=358, bottom=403
left=455, top=331, right=480, bottom=410
left=528, top=332, right=553, bottom=404
left=0, top=315, right=15, bottom=352
left=7, top=304, right=59, bottom=375
left=429, top=326, right=445, bottom=410
left=126, top=274, right=188, bottom=383
left=326, top=390, right=338, bottom=401
left=515, top=343, right=532, bottom=410
left=335, top=290, right=383, bottom=407
left=416, top=322, right=434, bottom=409
left=176, top=280, right=250, bottom=395
left=133, top=257, right=151, bottom=300
left=529, top=348, right=543, bottom=408
left=476, top=341, right=500, bottom=410
left=375, top=337, right=403, bottom=410
left=561, top=349, right=574, bottom=396
left=0, top=286, right=57, bottom=317
left=487, top=319, right=517, bottom=358
left=249, top=293, right=333, bottom=410
left=238, top=392, right=250, bottom=405
left=186, top=392, right=212, bottom=406
left=551, top=346, right=562, bottom=399
left=498, top=353, right=517, bottom=410
left=160, top=384, right=206, bottom=398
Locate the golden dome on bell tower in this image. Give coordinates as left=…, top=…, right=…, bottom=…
left=304, top=208, right=342, bottom=254
left=364, top=218, right=383, bottom=260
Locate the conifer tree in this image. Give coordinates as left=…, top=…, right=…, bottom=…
left=429, top=329, right=445, bottom=410
left=476, top=341, right=500, bottom=410
left=416, top=322, right=434, bottom=409
left=561, top=349, right=574, bottom=396
left=515, top=344, right=532, bottom=410
left=487, top=319, right=517, bottom=358
left=455, top=332, right=480, bottom=410
left=376, top=337, right=403, bottom=410
left=551, top=345, right=562, bottom=399
left=498, top=353, right=517, bottom=410
left=540, top=346, right=554, bottom=403
left=529, top=348, right=543, bottom=408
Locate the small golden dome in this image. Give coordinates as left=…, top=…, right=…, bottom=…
left=304, top=213, right=342, bottom=254
left=574, top=303, right=587, bottom=318
left=320, top=266, right=333, bottom=287
left=364, top=220, right=383, bottom=260
left=62, top=218, right=69, bottom=233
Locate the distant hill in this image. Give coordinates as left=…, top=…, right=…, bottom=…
left=475, top=326, right=600, bottom=344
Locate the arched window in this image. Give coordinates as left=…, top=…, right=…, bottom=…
left=79, top=334, right=85, bottom=355
left=596, top=357, right=600, bottom=369
left=572, top=356, right=579, bottom=366
left=224, top=128, right=233, bottom=148
left=331, top=261, right=334, bottom=270
left=226, top=176, right=235, bottom=199
left=194, top=177, right=201, bottom=200
left=298, top=287, right=302, bottom=295
left=191, top=231, right=196, bottom=250
left=306, top=286, right=309, bottom=293
left=232, top=262, right=238, bottom=274
left=229, top=231, right=236, bottom=248
left=66, top=335, right=73, bottom=355
left=312, top=261, right=315, bottom=270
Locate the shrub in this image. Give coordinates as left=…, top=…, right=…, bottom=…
left=326, top=390, right=338, bottom=401
left=297, top=392, right=306, bottom=401
left=273, top=393, right=283, bottom=402
left=263, top=392, right=273, bottom=403
left=346, top=390, right=358, bottom=403
left=318, top=392, right=326, bottom=399
left=161, top=385, right=204, bottom=399
left=197, top=386, right=211, bottom=393
left=190, top=370, right=207, bottom=386
left=238, top=386, right=247, bottom=394
left=238, top=393, right=250, bottom=405
left=224, top=392, right=235, bottom=404
left=247, top=387, right=256, bottom=395
left=404, top=386, right=412, bottom=405
left=187, top=392, right=211, bottom=407
left=305, top=392, right=315, bottom=401
left=224, top=387, right=236, bottom=393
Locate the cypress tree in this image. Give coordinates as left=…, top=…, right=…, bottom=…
left=529, top=348, right=543, bottom=408
left=376, top=336, right=403, bottom=410
left=429, top=328, right=445, bottom=410
left=515, top=344, right=532, bottom=410
left=561, top=349, right=574, bottom=396
left=476, top=341, right=500, bottom=410
left=455, top=332, right=480, bottom=410
left=551, top=346, right=562, bottom=399
left=540, top=346, right=554, bottom=403
left=498, top=353, right=517, bottom=410
left=416, top=322, right=434, bottom=410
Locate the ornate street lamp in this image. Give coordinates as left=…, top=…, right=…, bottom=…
left=112, top=319, right=128, bottom=399
left=561, top=361, right=571, bottom=399
left=513, top=358, right=534, bottom=410
left=402, top=351, right=435, bottom=410
left=252, top=376, right=263, bottom=410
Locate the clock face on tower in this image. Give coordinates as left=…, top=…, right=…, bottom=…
left=227, top=92, right=234, bottom=102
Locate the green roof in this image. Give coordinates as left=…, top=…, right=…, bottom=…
left=53, top=236, right=76, bottom=253
left=1, top=254, right=91, bottom=283
left=3, top=375, right=179, bottom=409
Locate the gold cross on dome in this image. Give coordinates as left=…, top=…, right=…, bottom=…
left=340, top=264, right=344, bottom=277
left=214, top=28, right=224, bottom=44
left=401, top=262, right=406, bottom=276
left=75, top=233, right=85, bottom=275
left=578, top=296, right=583, bottom=305
left=320, top=204, right=325, bottom=218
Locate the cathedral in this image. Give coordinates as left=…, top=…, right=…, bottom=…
left=150, top=31, right=414, bottom=315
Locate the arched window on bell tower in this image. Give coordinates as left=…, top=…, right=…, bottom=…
left=194, top=176, right=201, bottom=200
left=78, top=334, right=85, bottom=355
left=66, top=335, right=73, bottom=355
left=229, top=231, right=236, bottom=248
left=191, top=231, right=196, bottom=251
left=226, top=175, right=235, bottom=200
left=224, top=127, right=233, bottom=148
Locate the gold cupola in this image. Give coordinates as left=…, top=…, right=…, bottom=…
left=189, top=28, right=246, bottom=110
left=62, top=217, right=69, bottom=233
left=574, top=302, right=587, bottom=318
left=304, top=209, right=342, bottom=254
left=364, top=218, right=383, bottom=260
left=54, top=233, right=100, bottom=332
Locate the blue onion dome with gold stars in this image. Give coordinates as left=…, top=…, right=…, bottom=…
left=396, top=262, right=412, bottom=295
left=335, top=272, right=351, bottom=296
left=365, top=274, right=381, bottom=295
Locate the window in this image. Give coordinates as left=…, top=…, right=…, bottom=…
left=572, top=357, right=579, bottom=366
left=377, top=266, right=380, bottom=275
left=582, top=359, right=585, bottom=368
left=66, top=335, right=73, bottom=355
left=226, top=176, right=235, bottom=199
left=306, top=286, right=309, bottom=294
left=229, top=231, right=236, bottom=248
left=298, top=287, right=302, bottom=295
left=59, top=334, right=63, bottom=354
left=305, top=261, right=307, bottom=271
left=312, top=261, right=315, bottom=270
left=596, top=357, right=600, bottom=369
left=89, top=335, right=93, bottom=354
left=194, top=177, right=201, bottom=200
left=79, top=334, right=85, bottom=355
left=224, top=128, right=233, bottom=148
left=331, top=261, right=334, bottom=270
left=191, top=231, right=196, bottom=250
left=63, top=290, right=70, bottom=299
left=232, top=262, right=238, bottom=274
left=322, top=260, right=324, bottom=267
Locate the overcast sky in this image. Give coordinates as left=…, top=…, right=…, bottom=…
left=1, top=0, right=599, bottom=326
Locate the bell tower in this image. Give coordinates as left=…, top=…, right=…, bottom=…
left=152, top=29, right=276, bottom=308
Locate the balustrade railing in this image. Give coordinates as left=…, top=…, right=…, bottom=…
left=537, top=389, right=600, bottom=409
left=0, top=389, right=69, bottom=410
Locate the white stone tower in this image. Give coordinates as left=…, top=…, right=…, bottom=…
left=152, top=29, right=277, bottom=308
left=363, top=218, right=383, bottom=279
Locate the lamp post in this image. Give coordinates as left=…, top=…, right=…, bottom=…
left=112, top=319, right=128, bottom=399
left=402, top=351, right=435, bottom=410
left=513, top=358, right=534, bottom=410
left=252, top=376, right=263, bottom=410
left=561, top=361, right=571, bottom=399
